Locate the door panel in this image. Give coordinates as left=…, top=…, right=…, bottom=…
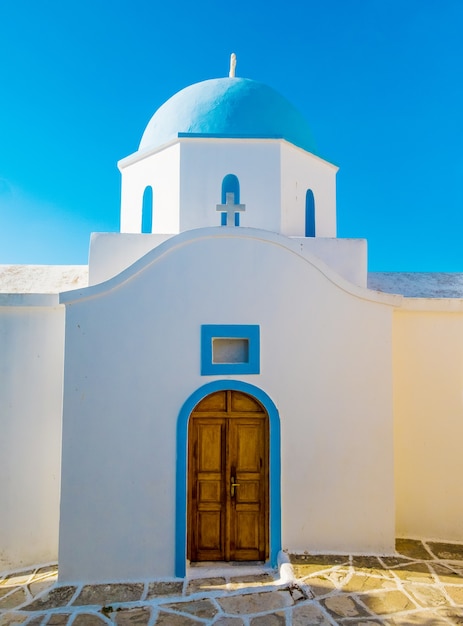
left=189, top=417, right=226, bottom=561
left=188, top=390, right=269, bottom=562
left=230, top=418, right=267, bottom=560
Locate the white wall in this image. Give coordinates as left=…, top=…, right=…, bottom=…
left=291, top=237, right=367, bottom=287
left=88, top=233, right=174, bottom=286
left=0, top=297, right=64, bottom=570
left=88, top=233, right=367, bottom=288
left=281, top=142, right=338, bottom=237
left=119, top=143, right=180, bottom=233
left=179, top=140, right=282, bottom=232
left=59, top=228, right=396, bottom=582
left=393, top=302, right=463, bottom=541
left=118, top=138, right=338, bottom=238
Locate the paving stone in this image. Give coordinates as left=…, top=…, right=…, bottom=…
left=302, top=576, right=337, bottom=597
left=292, top=603, right=332, bottom=625
left=360, top=590, right=416, bottom=615
left=382, top=610, right=450, bottom=625
left=391, top=562, right=434, bottom=583
left=341, top=573, right=397, bottom=592
left=229, top=573, right=275, bottom=589
left=73, top=584, right=144, bottom=606
left=0, top=572, right=34, bottom=588
left=445, top=585, right=463, bottom=604
left=211, top=617, right=245, bottom=626
left=146, top=581, right=184, bottom=599
left=395, top=539, right=432, bottom=560
left=45, top=614, right=70, bottom=625
left=154, top=612, right=202, bottom=625
left=351, top=566, right=395, bottom=579
left=26, top=617, right=46, bottom=626
left=290, top=555, right=348, bottom=566
left=217, top=590, right=293, bottom=615
left=73, top=615, right=109, bottom=626
left=378, top=556, right=412, bottom=568
left=433, top=562, right=463, bottom=583
left=325, top=570, right=350, bottom=587
left=0, top=613, right=28, bottom=625
left=161, top=598, right=218, bottom=619
left=28, top=569, right=58, bottom=598
left=436, top=607, right=463, bottom=624
left=428, top=541, right=463, bottom=562
left=339, top=617, right=383, bottom=626
left=186, top=577, right=227, bottom=594
left=351, top=556, right=386, bottom=570
left=404, top=582, right=448, bottom=608
left=322, top=594, right=369, bottom=618
left=291, top=564, right=333, bottom=579
left=34, top=567, right=58, bottom=579
left=29, top=579, right=57, bottom=598
left=23, top=587, right=76, bottom=611
left=0, top=588, right=27, bottom=610
left=250, top=611, right=285, bottom=625
left=114, top=607, right=151, bottom=625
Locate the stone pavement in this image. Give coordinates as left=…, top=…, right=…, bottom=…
left=1, top=539, right=463, bottom=625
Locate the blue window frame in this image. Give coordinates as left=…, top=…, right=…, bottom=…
left=305, top=188, right=315, bottom=237
left=201, top=324, right=260, bottom=375
left=141, top=185, right=153, bottom=233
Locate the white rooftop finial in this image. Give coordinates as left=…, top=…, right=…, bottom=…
left=229, top=53, right=236, bottom=78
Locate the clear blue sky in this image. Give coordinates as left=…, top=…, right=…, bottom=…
left=1, top=0, right=462, bottom=270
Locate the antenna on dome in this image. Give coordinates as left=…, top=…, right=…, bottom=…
left=229, top=53, right=237, bottom=78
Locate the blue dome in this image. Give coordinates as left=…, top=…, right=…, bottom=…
left=139, top=77, right=316, bottom=153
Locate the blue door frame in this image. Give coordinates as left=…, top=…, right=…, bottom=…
left=175, top=380, right=281, bottom=577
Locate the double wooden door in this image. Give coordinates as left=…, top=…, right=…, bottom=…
left=188, top=390, right=269, bottom=562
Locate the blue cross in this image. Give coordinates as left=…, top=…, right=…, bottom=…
left=216, top=192, right=246, bottom=227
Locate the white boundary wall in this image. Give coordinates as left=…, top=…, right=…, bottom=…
left=0, top=296, right=64, bottom=570
left=393, top=300, right=463, bottom=541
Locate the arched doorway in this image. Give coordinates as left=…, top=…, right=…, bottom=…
left=187, top=390, right=269, bottom=562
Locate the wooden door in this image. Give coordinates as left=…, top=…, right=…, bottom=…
left=188, top=390, right=269, bottom=562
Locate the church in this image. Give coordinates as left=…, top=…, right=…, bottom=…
left=2, top=59, right=463, bottom=583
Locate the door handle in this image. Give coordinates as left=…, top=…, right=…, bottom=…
left=230, top=476, right=240, bottom=497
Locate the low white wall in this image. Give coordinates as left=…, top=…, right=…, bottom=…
left=88, top=232, right=367, bottom=288
left=88, top=233, right=173, bottom=286
left=59, top=228, right=395, bottom=582
left=0, top=297, right=64, bottom=570
left=393, top=303, right=463, bottom=542
left=291, top=237, right=367, bottom=287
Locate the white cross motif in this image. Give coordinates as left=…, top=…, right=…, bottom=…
left=216, top=192, right=246, bottom=227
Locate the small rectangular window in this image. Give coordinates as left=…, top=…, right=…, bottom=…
left=201, top=325, right=260, bottom=375
left=212, top=338, right=249, bottom=364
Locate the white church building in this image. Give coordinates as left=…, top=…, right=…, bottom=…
left=2, top=65, right=463, bottom=583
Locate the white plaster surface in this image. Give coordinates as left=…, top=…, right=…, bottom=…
left=393, top=309, right=463, bottom=542
left=118, top=138, right=337, bottom=237
left=281, top=141, right=337, bottom=237
left=291, top=237, right=367, bottom=287
left=0, top=265, right=88, bottom=293
left=0, top=304, right=64, bottom=570
left=89, top=232, right=367, bottom=287
left=119, top=142, right=180, bottom=233
left=88, top=233, right=174, bottom=285
left=59, top=227, right=396, bottom=583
